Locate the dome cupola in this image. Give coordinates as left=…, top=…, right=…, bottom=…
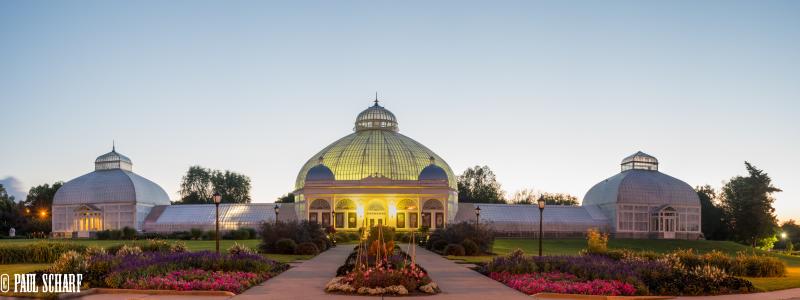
left=621, top=151, right=658, bottom=172
left=306, top=157, right=335, bottom=181
left=354, top=99, right=398, bottom=132
left=95, top=144, right=132, bottom=171
left=419, top=157, right=449, bottom=181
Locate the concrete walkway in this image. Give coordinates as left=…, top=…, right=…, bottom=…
left=233, top=244, right=530, bottom=300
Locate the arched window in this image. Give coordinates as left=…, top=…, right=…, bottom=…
left=396, top=199, right=418, bottom=229
left=334, top=199, right=357, bottom=229
left=422, top=199, right=445, bottom=229
left=308, top=199, right=331, bottom=226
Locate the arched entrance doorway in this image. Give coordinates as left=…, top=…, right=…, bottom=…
left=652, top=206, right=677, bottom=239
left=366, top=201, right=386, bottom=228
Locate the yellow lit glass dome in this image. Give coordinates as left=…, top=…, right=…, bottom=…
left=295, top=101, right=456, bottom=190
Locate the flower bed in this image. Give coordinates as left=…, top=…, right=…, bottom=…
left=489, top=271, right=636, bottom=296
left=122, top=269, right=267, bottom=293
left=48, top=243, right=287, bottom=294
left=326, top=227, right=439, bottom=296
left=480, top=249, right=756, bottom=296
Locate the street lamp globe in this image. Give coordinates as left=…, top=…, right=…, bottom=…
left=213, top=193, right=222, bottom=204
left=782, top=232, right=788, bottom=239
left=537, top=198, right=546, bottom=210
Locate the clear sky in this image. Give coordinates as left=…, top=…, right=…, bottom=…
left=1, top=1, right=798, bottom=221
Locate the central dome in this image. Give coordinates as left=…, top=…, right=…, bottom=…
left=295, top=101, right=456, bottom=190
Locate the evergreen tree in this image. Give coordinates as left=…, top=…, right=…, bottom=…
left=720, top=162, right=781, bottom=248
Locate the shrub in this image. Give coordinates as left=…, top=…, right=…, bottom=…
left=48, top=250, right=88, bottom=274
left=296, top=242, right=320, bottom=255
left=0, top=242, right=87, bottom=264
left=431, top=240, right=448, bottom=252
left=586, top=228, right=608, bottom=254
left=228, top=242, right=257, bottom=255
left=170, top=241, right=189, bottom=253
left=224, top=228, right=254, bottom=240
left=335, top=232, right=351, bottom=243
left=259, top=220, right=329, bottom=254
left=121, top=226, right=137, bottom=240
left=395, top=232, right=408, bottom=243
left=444, top=244, right=466, bottom=256
left=275, top=238, right=297, bottom=254
left=461, top=239, right=480, bottom=256
left=313, top=237, right=328, bottom=251
left=203, top=230, right=218, bottom=241
left=367, top=226, right=395, bottom=244
left=426, top=222, right=494, bottom=254
left=347, top=232, right=360, bottom=242
left=190, top=228, right=204, bottom=240
left=116, top=245, right=143, bottom=257
left=109, top=229, right=122, bottom=240
left=96, top=230, right=110, bottom=240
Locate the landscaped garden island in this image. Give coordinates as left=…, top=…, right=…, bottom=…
left=326, top=226, right=440, bottom=296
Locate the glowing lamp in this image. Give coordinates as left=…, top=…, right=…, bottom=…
left=356, top=205, right=364, bottom=218
left=388, top=203, right=397, bottom=216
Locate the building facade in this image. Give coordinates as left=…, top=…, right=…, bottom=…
left=53, top=102, right=702, bottom=240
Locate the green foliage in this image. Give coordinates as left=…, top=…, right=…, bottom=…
left=190, top=228, right=204, bottom=240
left=444, top=244, right=466, bottom=256
left=0, top=242, right=87, bottom=263
left=367, top=226, right=395, bottom=245
left=276, top=192, right=295, bottom=203
left=258, top=220, right=329, bottom=254
left=457, top=165, right=506, bottom=203
left=510, top=189, right=579, bottom=206
left=275, top=238, right=297, bottom=254
left=223, top=228, right=256, bottom=240
left=334, top=232, right=351, bottom=243
left=296, top=242, right=320, bottom=255
left=178, top=166, right=252, bottom=204
left=0, top=184, right=23, bottom=236
left=426, top=222, right=495, bottom=255
left=121, top=226, right=137, bottom=240
left=597, top=248, right=786, bottom=278
left=696, top=185, right=730, bottom=240
left=461, top=239, right=480, bottom=256
left=721, top=162, right=781, bottom=247
left=757, top=235, right=779, bottom=250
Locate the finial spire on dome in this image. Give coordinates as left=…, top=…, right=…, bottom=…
left=112, top=140, right=115, bottom=152
left=374, top=92, right=379, bottom=106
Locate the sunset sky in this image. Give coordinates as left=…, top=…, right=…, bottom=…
left=1, top=1, right=798, bottom=221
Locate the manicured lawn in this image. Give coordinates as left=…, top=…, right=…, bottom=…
left=446, top=238, right=800, bottom=292
left=0, top=238, right=262, bottom=251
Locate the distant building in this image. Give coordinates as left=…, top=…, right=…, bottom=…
left=52, top=101, right=701, bottom=240
left=51, top=146, right=170, bottom=238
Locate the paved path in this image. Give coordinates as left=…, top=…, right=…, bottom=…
left=233, top=244, right=530, bottom=300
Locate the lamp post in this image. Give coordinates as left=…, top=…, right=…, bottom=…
left=213, top=193, right=222, bottom=254
left=274, top=204, right=280, bottom=224
left=474, top=206, right=481, bottom=229
left=537, top=197, right=546, bottom=257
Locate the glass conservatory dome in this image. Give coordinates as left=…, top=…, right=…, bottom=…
left=296, top=101, right=455, bottom=190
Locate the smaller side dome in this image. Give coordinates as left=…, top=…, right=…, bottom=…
left=621, top=151, right=658, bottom=172
left=419, top=157, right=448, bottom=181
left=306, top=158, right=335, bottom=181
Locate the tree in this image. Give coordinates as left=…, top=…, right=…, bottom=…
left=778, top=220, right=800, bottom=250
left=510, top=188, right=579, bottom=206
left=457, top=166, right=506, bottom=204
left=720, top=162, right=781, bottom=248
left=0, top=184, right=22, bottom=236
left=178, top=166, right=251, bottom=204
left=179, top=166, right=212, bottom=204
left=276, top=192, right=295, bottom=203
left=696, top=185, right=730, bottom=240
left=210, top=170, right=251, bottom=203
